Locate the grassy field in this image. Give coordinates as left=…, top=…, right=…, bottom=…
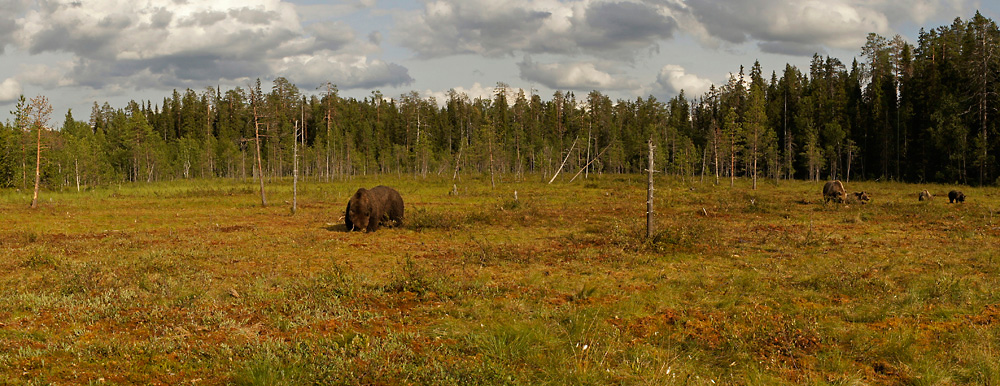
left=1, top=175, right=999, bottom=385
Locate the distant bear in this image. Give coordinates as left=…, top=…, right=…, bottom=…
left=849, top=191, right=871, bottom=204
left=918, top=190, right=932, bottom=201
left=823, top=180, right=847, bottom=204
left=345, top=186, right=404, bottom=232
left=948, top=190, right=965, bottom=204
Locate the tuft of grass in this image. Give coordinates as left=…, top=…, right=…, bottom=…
left=608, top=217, right=721, bottom=253
left=406, top=207, right=460, bottom=231
left=466, top=323, right=540, bottom=368
left=20, top=249, right=61, bottom=269
left=383, top=257, right=440, bottom=296
left=466, top=238, right=530, bottom=267
left=232, top=354, right=306, bottom=386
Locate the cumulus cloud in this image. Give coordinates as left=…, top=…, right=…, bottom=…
left=673, top=0, right=969, bottom=54
left=0, top=18, right=16, bottom=54
left=866, top=0, right=971, bottom=26
left=15, top=61, right=76, bottom=88
left=577, top=1, right=677, bottom=52
left=653, top=64, right=713, bottom=97
left=395, top=0, right=678, bottom=59
left=518, top=56, right=639, bottom=91
left=0, top=1, right=29, bottom=53
left=274, top=53, right=413, bottom=89
left=306, top=21, right=355, bottom=51
left=395, top=0, right=975, bottom=62
left=395, top=0, right=551, bottom=58
left=295, top=0, right=376, bottom=23
left=8, top=0, right=409, bottom=91
left=0, top=78, right=22, bottom=103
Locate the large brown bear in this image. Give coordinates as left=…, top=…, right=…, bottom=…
left=948, top=190, right=965, bottom=203
left=823, top=180, right=847, bottom=204
left=345, top=186, right=404, bottom=232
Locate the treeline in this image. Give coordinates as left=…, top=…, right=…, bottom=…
left=1, top=13, right=999, bottom=191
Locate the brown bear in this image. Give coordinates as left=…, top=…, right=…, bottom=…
left=823, top=180, right=847, bottom=204
left=948, top=190, right=965, bottom=203
left=918, top=190, right=932, bottom=201
left=345, top=186, right=404, bottom=232
left=848, top=191, right=871, bottom=204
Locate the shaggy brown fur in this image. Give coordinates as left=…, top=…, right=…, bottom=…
left=823, top=180, right=847, bottom=204
left=918, top=190, right=932, bottom=201
left=345, top=186, right=404, bottom=232
left=948, top=190, right=965, bottom=204
left=849, top=191, right=871, bottom=204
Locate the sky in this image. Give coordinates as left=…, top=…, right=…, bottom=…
left=0, top=0, right=997, bottom=126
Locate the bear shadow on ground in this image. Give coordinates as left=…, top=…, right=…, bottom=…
left=324, top=223, right=350, bottom=232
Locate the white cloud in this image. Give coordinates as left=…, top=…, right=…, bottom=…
left=675, top=0, right=966, bottom=54
left=17, top=0, right=300, bottom=59
left=394, top=0, right=677, bottom=59
left=15, top=61, right=76, bottom=88
left=865, top=0, right=972, bottom=26
left=274, top=52, right=413, bottom=89
left=518, top=57, right=639, bottom=91
left=653, top=64, right=713, bottom=97
left=8, top=0, right=409, bottom=91
left=395, top=0, right=970, bottom=62
left=295, top=0, right=376, bottom=23
left=0, top=78, right=22, bottom=103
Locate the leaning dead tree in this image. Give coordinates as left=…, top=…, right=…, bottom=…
left=548, top=137, right=578, bottom=184
left=569, top=143, right=611, bottom=183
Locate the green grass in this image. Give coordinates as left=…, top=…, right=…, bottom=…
left=1, top=175, right=999, bottom=385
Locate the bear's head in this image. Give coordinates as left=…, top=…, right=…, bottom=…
left=853, top=191, right=871, bottom=204
left=348, top=188, right=372, bottom=231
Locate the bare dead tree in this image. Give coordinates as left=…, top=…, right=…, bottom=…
left=250, top=80, right=267, bottom=207
left=27, top=96, right=52, bottom=209
left=647, top=137, right=656, bottom=239
left=488, top=128, right=496, bottom=189
left=292, top=119, right=299, bottom=214
left=253, top=106, right=266, bottom=207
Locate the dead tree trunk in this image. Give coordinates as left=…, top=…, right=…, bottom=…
left=488, top=133, right=496, bottom=189
left=585, top=123, right=592, bottom=179
left=646, top=137, right=655, bottom=239
left=548, top=138, right=578, bottom=184
left=700, top=146, right=707, bottom=184
left=452, top=145, right=463, bottom=181
left=30, top=125, right=41, bottom=208
left=292, top=120, right=299, bottom=214
left=253, top=107, right=267, bottom=207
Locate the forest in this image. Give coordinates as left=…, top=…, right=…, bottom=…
left=1, top=12, right=998, bottom=191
